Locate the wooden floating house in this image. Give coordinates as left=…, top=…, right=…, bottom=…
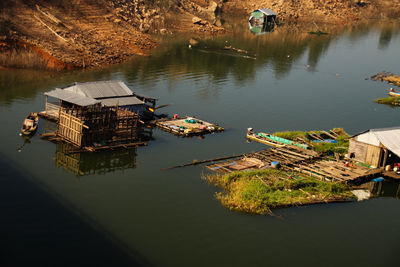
left=41, top=91, right=147, bottom=151
left=154, top=116, right=224, bottom=137
left=248, top=8, right=277, bottom=34
left=349, top=127, right=400, bottom=169
left=40, top=80, right=156, bottom=121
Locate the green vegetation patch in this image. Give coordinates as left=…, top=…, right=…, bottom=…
left=374, top=96, right=400, bottom=106
left=272, top=129, right=350, bottom=155
left=204, top=169, right=354, bottom=215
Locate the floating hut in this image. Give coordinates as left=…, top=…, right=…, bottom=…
left=42, top=100, right=146, bottom=151
left=349, top=127, right=400, bottom=168
left=40, top=80, right=156, bottom=121
left=248, top=8, right=277, bottom=34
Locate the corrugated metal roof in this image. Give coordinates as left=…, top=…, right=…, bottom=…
left=63, top=80, right=133, bottom=99
left=101, top=96, right=145, bottom=107
left=353, top=127, right=400, bottom=157
left=45, top=89, right=101, bottom=106
left=256, top=8, right=277, bottom=16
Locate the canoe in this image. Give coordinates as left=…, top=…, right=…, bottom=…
left=21, top=112, right=38, bottom=136
left=246, top=133, right=285, bottom=148
left=389, top=91, right=400, bottom=97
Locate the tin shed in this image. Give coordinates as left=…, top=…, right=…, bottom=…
left=349, top=127, right=400, bottom=168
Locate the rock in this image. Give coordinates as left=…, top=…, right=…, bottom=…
left=192, top=16, right=202, bottom=24
left=189, top=38, right=199, bottom=45
left=208, top=1, right=218, bottom=13
left=214, top=19, right=222, bottom=27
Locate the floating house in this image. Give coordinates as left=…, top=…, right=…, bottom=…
left=41, top=80, right=156, bottom=121
left=349, top=127, right=400, bottom=168
left=248, top=8, right=277, bottom=34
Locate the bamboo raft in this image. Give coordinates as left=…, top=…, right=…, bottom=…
left=206, top=146, right=318, bottom=173
left=153, top=116, right=224, bottom=137
left=206, top=145, right=382, bottom=183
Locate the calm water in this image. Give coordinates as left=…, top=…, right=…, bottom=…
left=1, top=20, right=400, bottom=266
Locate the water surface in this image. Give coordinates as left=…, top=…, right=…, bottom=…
left=1, top=21, right=400, bottom=266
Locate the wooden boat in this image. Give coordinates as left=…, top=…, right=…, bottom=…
left=246, top=131, right=309, bottom=149
left=389, top=88, right=400, bottom=97
left=21, top=112, right=38, bottom=136
left=246, top=132, right=285, bottom=148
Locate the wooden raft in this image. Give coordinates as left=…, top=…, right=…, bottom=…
left=206, top=145, right=380, bottom=183
left=206, top=146, right=318, bottom=174
left=154, top=116, right=224, bottom=137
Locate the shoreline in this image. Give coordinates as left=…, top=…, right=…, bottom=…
left=1, top=0, right=399, bottom=71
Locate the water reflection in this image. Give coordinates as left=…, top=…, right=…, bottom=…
left=362, top=180, right=400, bottom=199
left=51, top=125, right=153, bottom=177
left=54, top=143, right=138, bottom=177
left=119, top=21, right=400, bottom=89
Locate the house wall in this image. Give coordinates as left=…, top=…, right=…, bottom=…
left=349, top=139, right=382, bottom=167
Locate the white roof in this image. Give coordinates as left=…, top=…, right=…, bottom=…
left=63, top=81, right=133, bottom=99
left=353, top=127, right=400, bottom=157
left=45, top=89, right=101, bottom=106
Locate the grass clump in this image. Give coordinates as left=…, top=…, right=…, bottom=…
left=204, top=169, right=354, bottom=215
left=374, top=96, right=400, bottom=106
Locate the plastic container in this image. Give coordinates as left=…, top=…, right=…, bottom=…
left=271, top=161, right=280, bottom=169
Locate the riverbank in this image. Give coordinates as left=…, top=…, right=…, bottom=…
left=1, top=0, right=400, bottom=70
left=204, top=169, right=355, bottom=215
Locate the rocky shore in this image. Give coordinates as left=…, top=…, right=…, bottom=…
left=0, top=0, right=399, bottom=70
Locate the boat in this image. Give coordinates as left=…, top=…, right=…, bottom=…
left=246, top=130, right=309, bottom=149
left=21, top=112, right=38, bottom=136
left=389, top=88, right=400, bottom=97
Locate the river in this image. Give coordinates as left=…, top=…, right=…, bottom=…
left=0, top=20, right=399, bottom=266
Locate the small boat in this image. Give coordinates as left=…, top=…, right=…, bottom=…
left=21, top=112, right=38, bottom=136
left=389, top=88, right=400, bottom=97
left=246, top=129, right=309, bottom=149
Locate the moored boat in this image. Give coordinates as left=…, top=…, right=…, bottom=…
left=21, top=112, right=38, bottom=136
left=389, top=88, right=400, bottom=97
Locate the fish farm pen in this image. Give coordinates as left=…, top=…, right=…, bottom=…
left=153, top=116, right=224, bottom=137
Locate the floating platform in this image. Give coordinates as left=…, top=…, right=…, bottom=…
left=206, top=146, right=318, bottom=174
left=153, top=116, right=224, bottom=137
left=206, top=145, right=383, bottom=183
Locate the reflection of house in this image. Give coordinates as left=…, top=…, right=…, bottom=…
left=42, top=80, right=156, bottom=121
left=248, top=8, right=277, bottom=34
left=349, top=127, right=400, bottom=168
left=55, top=143, right=137, bottom=176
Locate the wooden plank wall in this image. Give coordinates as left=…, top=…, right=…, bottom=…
left=57, top=110, right=83, bottom=147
